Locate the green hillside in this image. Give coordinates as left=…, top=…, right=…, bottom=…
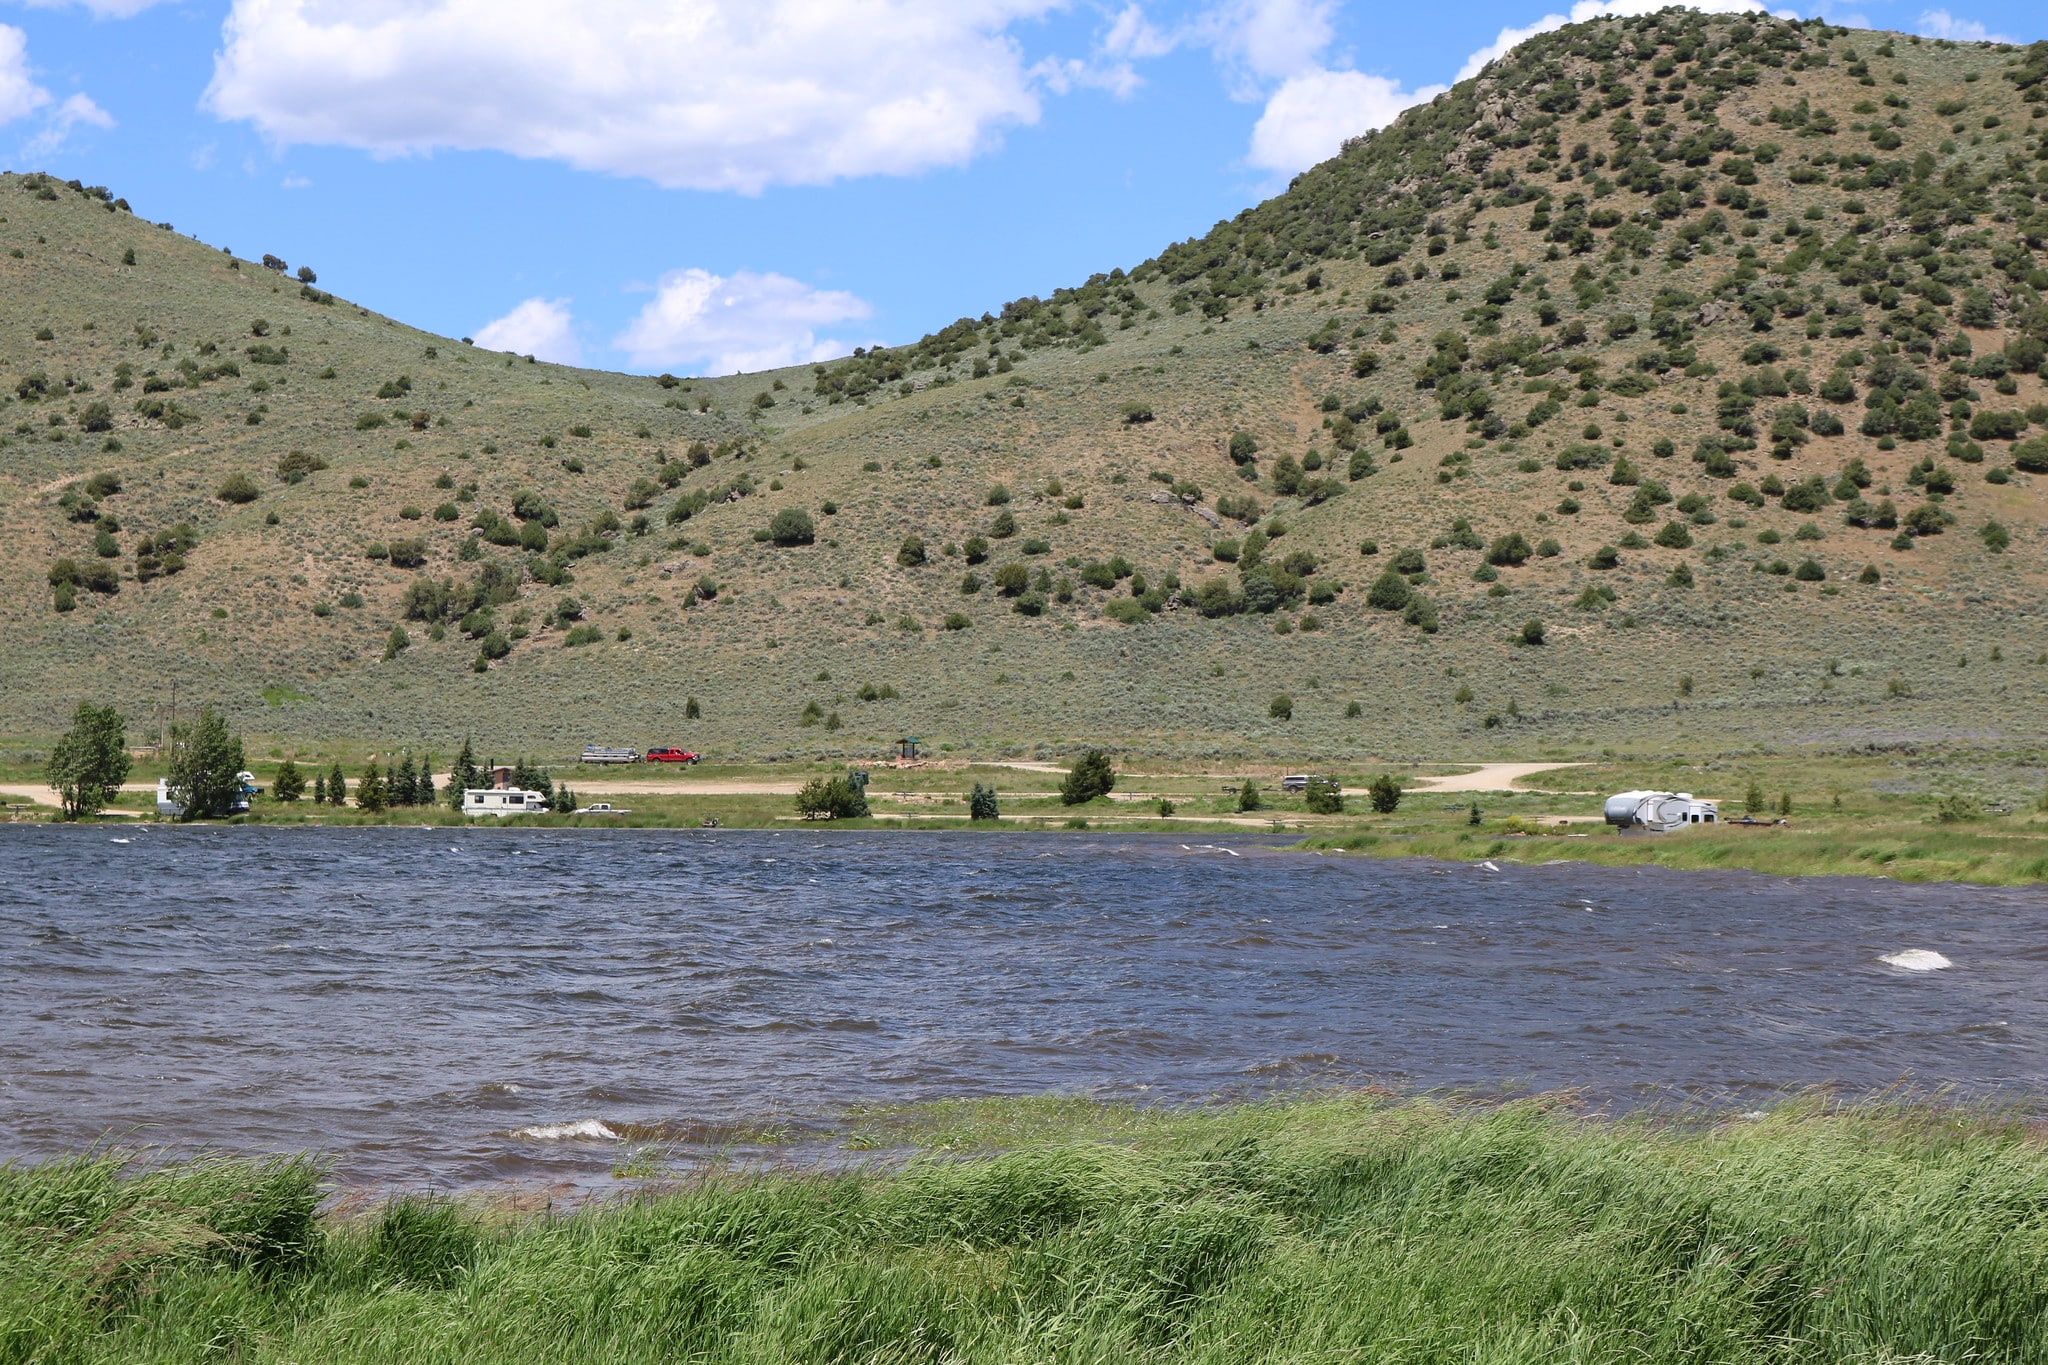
left=4, top=11, right=2048, bottom=763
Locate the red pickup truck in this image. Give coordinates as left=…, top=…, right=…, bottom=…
left=645, top=747, right=700, bottom=764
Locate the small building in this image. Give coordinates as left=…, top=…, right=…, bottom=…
left=462, top=787, right=551, bottom=818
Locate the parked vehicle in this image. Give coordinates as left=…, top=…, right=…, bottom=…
left=579, top=746, right=642, bottom=765
left=462, top=787, right=552, bottom=818
left=1604, top=791, right=1718, bottom=832
left=155, top=773, right=257, bottom=818
left=645, top=747, right=699, bottom=764
left=575, top=802, right=631, bottom=815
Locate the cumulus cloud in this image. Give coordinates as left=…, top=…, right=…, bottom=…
left=1248, top=69, right=1445, bottom=173
left=205, top=0, right=1060, bottom=194
left=1212, top=0, right=1336, bottom=85
left=474, top=298, right=582, bottom=365
left=0, top=25, right=50, bottom=126
left=20, top=92, right=114, bottom=157
left=1455, top=0, right=1772, bottom=82
left=1916, top=9, right=2012, bottom=43
left=614, top=269, right=873, bottom=376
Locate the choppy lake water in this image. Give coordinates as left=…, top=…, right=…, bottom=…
left=3, top=827, right=2044, bottom=1187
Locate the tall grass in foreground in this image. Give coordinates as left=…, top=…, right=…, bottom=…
left=5, top=1097, right=2048, bottom=1363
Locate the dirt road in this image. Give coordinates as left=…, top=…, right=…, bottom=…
left=1398, top=763, right=1589, bottom=793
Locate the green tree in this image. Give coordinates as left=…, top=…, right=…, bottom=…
left=166, top=706, right=246, bottom=821
left=1269, top=694, right=1293, bottom=720
left=1745, top=781, right=1766, bottom=815
left=356, top=760, right=388, bottom=814
left=1305, top=777, right=1344, bottom=815
left=391, top=753, right=417, bottom=806
left=328, top=762, right=348, bottom=807
left=897, top=534, right=927, bottom=566
left=417, top=755, right=436, bottom=807
left=272, top=758, right=305, bottom=802
left=1237, top=780, right=1264, bottom=812
left=1059, top=749, right=1116, bottom=805
left=312, top=770, right=327, bottom=804
left=1368, top=774, right=1402, bottom=814
left=447, top=739, right=479, bottom=810
left=968, top=784, right=1000, bottom=821
left=45, top=701, right=130, bottom=820
left=795, top=776, right=867, bottom=820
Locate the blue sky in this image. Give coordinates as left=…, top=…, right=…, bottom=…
left=3, top=0, right=2042, bottom=375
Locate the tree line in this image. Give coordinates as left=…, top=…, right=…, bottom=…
left=42, top=707, right=577, bottom=820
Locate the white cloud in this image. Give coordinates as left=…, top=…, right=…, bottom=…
left=1455, top=0, right=1771, bottom=83
left=0, top=25, right=50, bottom=126
left=1212, top=0, right=1335, bottom=84
left=1916, top=9, right=2012, bottom=43
left=205, top=0, right=1060, bottom=194
left=613, top=269, right=873, bottom=376
left=19, top=91, right=112, bottom=157
left=1248, top=69, right=1445, bottom=173
left=474, top=298, right=582, bottom=365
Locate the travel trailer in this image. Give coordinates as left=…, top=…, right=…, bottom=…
left=1603, top=791, right=1718, bottom=832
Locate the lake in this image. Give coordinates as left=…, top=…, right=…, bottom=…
left=3, top=827, right=2042, bottom=1188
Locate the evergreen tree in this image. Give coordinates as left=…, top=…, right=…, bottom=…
left=313, top=771, right=327, bottom=804
left=392, top=753, right=416, bottom=807
left=45, top=700, right=130, bottom=820
left=356, top=760, right=388, bottom=813
left=166, top=706, right=246, bottom=821
left=272, top=758, right=305, bottom=802
left=1305, top=777, right=1344, bottom=815
left=1367, top=774, right=1402, bottom=814
left=1237, top=780, right=1264, bottom=812
left=1058, top=749, right=1116, bottom=805
left=328, top=762, right=347, bottom=806
left=448, top=739, right=479, bottom=810
left=417, top=755, right=436, bottom=807
left=968, top=783, right=1000, bottom=821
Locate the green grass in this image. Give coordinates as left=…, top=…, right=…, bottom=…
left=9, top=1095, right=2048, bottom=1362
left=1304, top=823, right=2048, bottom=886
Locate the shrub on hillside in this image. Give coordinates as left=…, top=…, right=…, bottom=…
left=769, top=508, right=815, bottom=546
left=216, top=474, right=259, bottom=504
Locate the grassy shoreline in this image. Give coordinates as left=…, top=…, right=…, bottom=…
left=7, top=1093, right=2048, bottom=1362
left=1298, top=823, right=2048, bottom=887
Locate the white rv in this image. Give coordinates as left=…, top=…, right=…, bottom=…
left=1603, top=791, right=1718, bottom=832
left=462, top=787, right=552, bottom=818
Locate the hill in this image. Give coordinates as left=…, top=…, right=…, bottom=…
left=4, top=11, right=2048, bottom=765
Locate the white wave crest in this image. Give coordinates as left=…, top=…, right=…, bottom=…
left=514, top=1118, right=619, bottom=1141
left=1880, top=950, right=1952, bottom=972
